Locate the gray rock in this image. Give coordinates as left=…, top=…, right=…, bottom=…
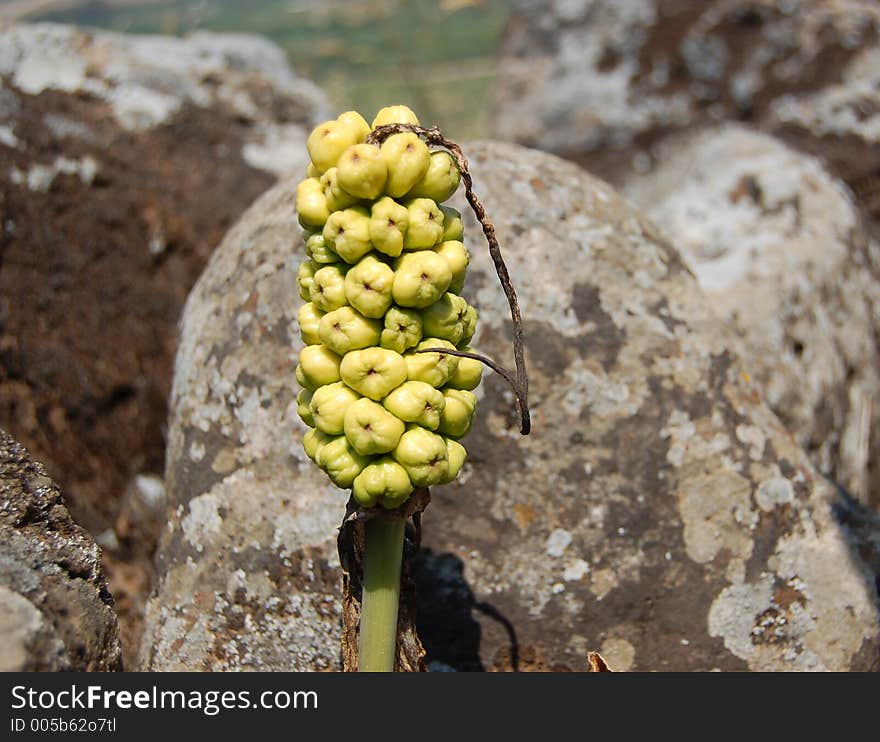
left=143, top=141, right=879, bottom=671
left=623, top=125, right=880, bottom=508
left=0, top=428, right=122, bottom=671
left=0, top=585, right=66, bottom=672
left=492, top=0, right=880, bottom=195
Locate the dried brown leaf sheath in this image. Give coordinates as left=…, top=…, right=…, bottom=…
left=338, top=489, right=431, bottom=672
left=587, top=652, right=613, bottom=672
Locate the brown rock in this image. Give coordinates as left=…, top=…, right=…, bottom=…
left=0, top=23, right=328, bottom=536
left=0, top=427, right=121, bottom=671
left=143, top=141, right=880, bottom=671
left=0, top=23, right=329, bottom=664
left=102, top=473, right=167, bottom=670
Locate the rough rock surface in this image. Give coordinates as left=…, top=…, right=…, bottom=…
left=493, top=0, right=880, bottom=221
left=494, top=1, right=880, bottom=507
left=143, top=141, right=880, bottom=671
left=0, top=22, right=328, bottom=664
left=0, top=427, right=121, bottom=671
left=624, top=125, right=880, bottom=508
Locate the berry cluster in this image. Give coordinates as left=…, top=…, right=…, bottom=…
left=295, top=105, right=482, bottom=509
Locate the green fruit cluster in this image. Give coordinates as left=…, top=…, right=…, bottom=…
left=295, top=105, right=482, bottom=510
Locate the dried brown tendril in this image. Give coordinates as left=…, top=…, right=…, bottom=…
left=367, top=124, right=531, bottom=435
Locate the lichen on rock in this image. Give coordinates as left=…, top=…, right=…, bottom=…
left=624, top=125, right=880, bottom=508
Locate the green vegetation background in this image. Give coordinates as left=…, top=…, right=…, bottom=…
left=30, top=0, right=511, bottom=139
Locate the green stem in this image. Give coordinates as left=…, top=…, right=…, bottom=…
left=359, top=515, right=406, bottom=672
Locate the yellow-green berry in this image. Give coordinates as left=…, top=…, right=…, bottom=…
left=337, top=143, right=387, bottom=200
left=369, top=197, right=409, bottom=258
left=344, top=255, right=394, bottom=318
left=392, top=251, right=452, bottom=308
left=307, top=118, right=361, bottom=174
left=310, top=264, right=349, bottom=312
left=439, top=438, right=467, bottom=484
left=316, top=435, right=370, bottom=488
left=321, top=167, right=359, bottom=212
left=406, top=150, right=460, bottom=202
left=381, top=133, right=430, bottom=198
left=352, top=457, right=413, bottom=509
left=310, top=381, right=361, bottom=435
left=437, top=388, right=477, bottom=438
left=391, top=427, right=449, bottom=487
left=318, top=306, right=382, bottom=356
left=421, top=292, right=470, bottom=345
left=297, top=388, right=315, bottom=427
left=404, top=338, right=459, bottom=388
left=372, top=105, right=420, bottom=128
left=435, top=240, right=468, bottom=293
left=296, top=177, right=330, bottom=228
left=382, top=380, right=445, bottom=430
left=297, top=302, right=324, bottom=345
left=344, top=397, right=406, bottom=455
left=402, top=198, right=444, bottom=250
left=380, top=306, right=423, bottom=353
left=297, top=344, right=342, bottom=389
left=297, top=259, right=319, bottom=302
left=439, top=205, right=463, bottom=241
left=446, top=348, right=482, bottom=391
left=303, top=427, right=334, bottom=462
left=340, top=347, right=408, bottom=400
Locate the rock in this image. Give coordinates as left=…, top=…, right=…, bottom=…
left=494, top=2, right=880, bottom=505
left=0, top=428, right=122, bottom=671
left=493, top=0, right=880, bottom=222
left=0, top=21, right=328, bottom=646
left=0, top=24, right=329, bottom=176
left=623, top=125, right=880, bottom=508
left=143, top=141, right=880, bottom=671
left=766, top=21, right=880, bottom=222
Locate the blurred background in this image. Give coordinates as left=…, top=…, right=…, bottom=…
left=3, top=0, right=510, bottom=138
